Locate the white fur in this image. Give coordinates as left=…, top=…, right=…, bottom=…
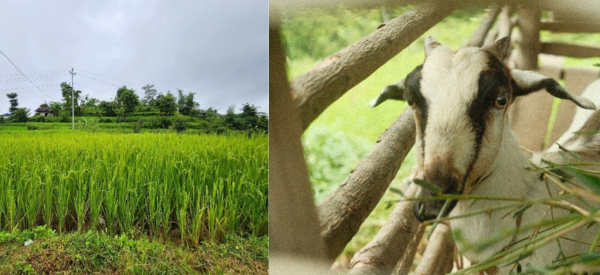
left=420, top=46, right=489, bottom=179
left=417, top=44, right=600, bottom=273
left=550, top=79, right=600, bottom=151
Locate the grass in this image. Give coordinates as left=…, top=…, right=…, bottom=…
left=0, top=226, right=268, bottom=274
left=0, top=131, right=268, bottom=245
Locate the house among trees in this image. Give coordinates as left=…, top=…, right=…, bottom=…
left=35, top=106, right=54, bottom=117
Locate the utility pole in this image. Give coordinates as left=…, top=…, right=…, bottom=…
left=69, top=68, right=76, bottom=130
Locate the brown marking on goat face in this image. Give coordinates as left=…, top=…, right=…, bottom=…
left=423, top=156, right=462, bottom=194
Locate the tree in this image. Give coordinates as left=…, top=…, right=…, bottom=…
left=60, top=82, right=82, bottom=115
left=177, top=90, right=199, bottom=116
left=155, top=92, right=176, bottom=116
left=6, top=93, right=18, bottom=114
left=85, top=97, right=99, bottom=107
left=98, top=101, right=117, bottom=117
left=142, top=84, right=157, bottom=106
left=224, top=105, right=245, bottom=130
left=240, top=103, right=259, bottom=130
left=11, top=108, right=30, bottom=122
left=117, top=89, right=140, bottom=122
left=49, top=101, right=62, bottom=117
left=241, top=103, right=258, bottom=118
left=116, top=86, right=128, bottom=101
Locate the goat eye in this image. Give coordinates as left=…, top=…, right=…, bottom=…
left=407, top=100, right=416, bottom=108
left=495, top=96, right=507, bottom=109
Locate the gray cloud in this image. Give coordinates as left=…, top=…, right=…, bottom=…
left=0, top=0, right=267, bottom=115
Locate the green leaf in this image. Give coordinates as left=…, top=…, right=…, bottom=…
left=412, top=179, right=442, bottom=195
left=557, top=143, right=581, bottom=161
left=566, top=167, right=600, bottom=195
left=388, top=187, right=404, bottom=197
left=524, top=262, right=551, bottom=274
left=548, top=167, right=573, bottom=180
left=513, top=204, right=532, bottom=219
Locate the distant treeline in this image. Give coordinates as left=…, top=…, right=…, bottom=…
left=3, top=83, right=268, bottom=133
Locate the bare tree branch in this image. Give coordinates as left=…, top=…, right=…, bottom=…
left=348, top=183, right=421, bottom=275
left=466, top=4, right=501, bottom=47
left=414, top=224, right=454, bottom=275
left=318, top=109, right=416, bottom=260
left=291, top=3, right=456, bottom=131
left=393, top=223, right=426, bottom=275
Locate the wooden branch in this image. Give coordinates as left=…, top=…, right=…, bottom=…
left=413, top=223, right=454, bottom=275
left=541, top=42, right=600, bottom=58
left=269, top=26, right=328, bottom=261
left=291, top=3, right=456, bottom=131
left=541, top=22, right=600, bottom=33
left=515, top=5, right=541, bottom=70
left=483, top=27, right=499, bottom=45
left=466, top=4, right=501, bottom=47
left=393, top=223, right=426, bottom=275
left=318, top=108, right=416, bottom=260
left=348, top=183, right=421, bottom=275
left=497, top=5, right=514, bottom=40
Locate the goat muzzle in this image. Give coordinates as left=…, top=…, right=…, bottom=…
left=412, top=179, right=460, bottom=222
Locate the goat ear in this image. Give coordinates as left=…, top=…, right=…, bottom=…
left=425, top=36, right=441, bottom=57
left=481, top=37, right=510, bottom=60
left=370, top=79, right=406, bottom=107
left=512, top=69, right=596, bottom=110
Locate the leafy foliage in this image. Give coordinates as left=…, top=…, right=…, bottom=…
left=141, top=84, right=157, bottom=105
left=0, top=226, right=268, bottom=274
left=6, top=92, right=18, bottom=114
left=155, top=92, right=177, bottom=116
left=11, top=108, right=30, bottom=122
left=60, top=82, right=82, bottom=115
left=98, top=100, right=117, bottom=117
left=177, top=89, right=199, bottom=116
left=117, top=88, right=140, bottom=121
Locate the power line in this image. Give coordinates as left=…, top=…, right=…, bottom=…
left=75, top=83, right=113, bottom=96
left=76, top=68, right=145, bottom=87
left=0, top=50, right=55, bottom=100
left=0, top=68, right=68, bottom=78
left=0, top=72, right=69, bottom=84
left=78, top=72, right=121, bottom=88
left=0, top=83, right=60, bottom=92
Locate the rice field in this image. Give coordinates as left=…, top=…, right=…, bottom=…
left=0, top=131, right=268, bottom=245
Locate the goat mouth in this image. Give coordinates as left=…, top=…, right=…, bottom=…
left=413, top=198, right=457, bottom=222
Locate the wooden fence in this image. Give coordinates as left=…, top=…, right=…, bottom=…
left=270, top=1, right=600, bottom=274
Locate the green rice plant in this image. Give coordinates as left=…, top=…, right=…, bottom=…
left=0, top=131, right=267, bottom=245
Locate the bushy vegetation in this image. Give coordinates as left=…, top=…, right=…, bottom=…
left=0, top=226, right=267, bottom=274
left=4, top=83, right=268, bottom=134
left=0, top=132, right=268, bottom=245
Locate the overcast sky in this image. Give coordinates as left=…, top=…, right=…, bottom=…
left=0, top=0, right=267, bottom=116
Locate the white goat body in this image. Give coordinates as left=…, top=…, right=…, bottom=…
left=372, top=37, right=600, bottom=273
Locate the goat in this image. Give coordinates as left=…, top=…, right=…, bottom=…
left=371, top=36, right=600, bottom=273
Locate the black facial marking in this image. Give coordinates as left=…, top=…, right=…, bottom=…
left=464, top=52, right=512, bottom=181
left=404, top=65, right=429, bottom=157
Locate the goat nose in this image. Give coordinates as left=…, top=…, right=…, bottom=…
left=413, top=201, right=427, bottom=222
